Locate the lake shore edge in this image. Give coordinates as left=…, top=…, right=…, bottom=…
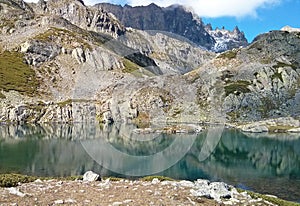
left=0, top=173, right=299, bottom=206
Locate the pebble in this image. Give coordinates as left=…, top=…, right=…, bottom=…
left=112, top=201, right=123, bottom=206
left=34, top=179, right=43, bottom=183
left=65, top=198, right=77, bottom=203
left=123, top=199, right=133, bottom=204
left=151, top=178, right=160, bottom=185
left=178, top=180, right=195, bottom=188
left=54, top=199, right=64, bottom=204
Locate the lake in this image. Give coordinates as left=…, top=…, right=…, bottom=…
left=0, top=123, right=300, bottom=202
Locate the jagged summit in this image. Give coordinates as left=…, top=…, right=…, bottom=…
left=205, top=24, right=248, bottom=52
left=95, top=2, right=215, bottom=50
left=96, top=3, right=248, bottom=52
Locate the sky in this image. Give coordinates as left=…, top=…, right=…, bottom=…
left=25, top=0, right=300, bottom=42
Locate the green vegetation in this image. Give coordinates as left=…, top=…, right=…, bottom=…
left=268, top=125, right=295, bottom=133
left=0, top=92, right=5, bottom=99
left=0, top=18, right=15, bottom=29
left=0, top=174, right=36, bottom=187
left=122, top=59, right=155, bottom=77
left=102, top=177, right=124, bottom=181
left=224, top=80, right=251, bottom=96
left=271, top=71, right=284, bottom=82
left=34, top=27, right=92, bottom=50
left=57, top=99, right=73, bottom=107
left=0, top=174, right=83, bottom=187
left=0, top=51, right=39, bottom=96
left=140, top=176, right=174, bottom=182
left=258, top=97, right=276, bottom=118
left=217, top=50, right=238, bottom=59
left=238, top=189, right=300, bottom=206
left=57, top=99, right=90, bottom=107
left=273, top=61, right=297, bottom=70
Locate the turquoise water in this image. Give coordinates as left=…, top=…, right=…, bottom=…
left=0, top=123, right=300, bottom=202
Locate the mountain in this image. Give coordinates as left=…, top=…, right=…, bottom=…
left=205, top=24, right=248, bottom=52
left=96, top=3, right=248, bottom=52
left=0, top=0, right=300, bottom=128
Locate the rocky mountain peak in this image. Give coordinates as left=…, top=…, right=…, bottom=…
left=205, top=24, right=248, bottom=52
left=96, top=3, right=248, bottom=52
left=95, top=3, right=215, bottom=50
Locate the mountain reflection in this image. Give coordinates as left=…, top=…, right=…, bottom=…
left=0, top=124, right=300, bottom=201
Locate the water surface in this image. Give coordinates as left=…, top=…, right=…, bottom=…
left=0, top=123, right=300, bottom=202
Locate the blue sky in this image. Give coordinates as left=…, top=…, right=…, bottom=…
left=26, top=0, right=300, bottom=42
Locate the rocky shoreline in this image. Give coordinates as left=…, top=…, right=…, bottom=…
left=0, top=172, right=298, bottom=206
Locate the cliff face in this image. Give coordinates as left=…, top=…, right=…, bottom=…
left=96, top=3, right=248, bottom=52
left=0, top=0, right=299, bottom=125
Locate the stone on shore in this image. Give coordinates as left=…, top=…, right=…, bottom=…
left=83, top=171, right=100, bottom=182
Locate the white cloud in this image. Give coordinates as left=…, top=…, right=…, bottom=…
left=24, top=0, right=281, bottom=18
left=128, top=0, right=281, bottom=18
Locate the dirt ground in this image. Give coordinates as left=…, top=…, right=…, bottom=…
left=0, top=179, right=221, bottom=206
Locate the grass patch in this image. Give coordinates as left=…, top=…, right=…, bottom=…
left=238, top=189, right=300, bottom=206
left=0, top=174, right=36, bottom=187
left=273, top=61, right=297, bottom=70
left=57, top=99, right=90, bottom=107
left=122, top=59, right=155, bottom=77
left=57, top=99, right=73, bottom=107
left=0, top=91, right=5, bottom=99
left=34, top=27, right=92, bottom=50
left=0, top=51, right=39, bottom=96
left=102, top=177, right=124, bottom=181
left=0, top=174, right=83, bottom=187
left=271, top=71, right=284, bottom=82
left=268, top=125, right=295, bottom=133
left=217, top=50, right=238, bottom=59
left=140, top=176, right=174, bottom=182
left=224, top=80, right=251, bottom=96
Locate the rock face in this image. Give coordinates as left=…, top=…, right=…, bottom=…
left=96, top=3, right=214, bottom=50
left=0, top=0, right=299, bottom=126
left=96, top=3, right=248, bottom=51
left=32, top=0, right=125, bottom=37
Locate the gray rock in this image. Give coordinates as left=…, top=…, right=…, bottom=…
left=72, top=47, right=86, bottom=63
left=288, top=127, right=300, bottom=133
left=83, top=171, right=100, bottom=182
left=191, top=180, right=232, bottom=202
left=53, top=200, right=64, bottom=204
left=178, top=180, right=195, bottom=188
left=237, top=123, right=269, bottom=133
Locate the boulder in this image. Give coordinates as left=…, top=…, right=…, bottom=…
left=83, top=171, right=100, bottom=182
left=72, top=47, right=86, bottom=63
left=288, top=128, right=300, bottom=133
left=237, top=123, right=269, bottom=133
